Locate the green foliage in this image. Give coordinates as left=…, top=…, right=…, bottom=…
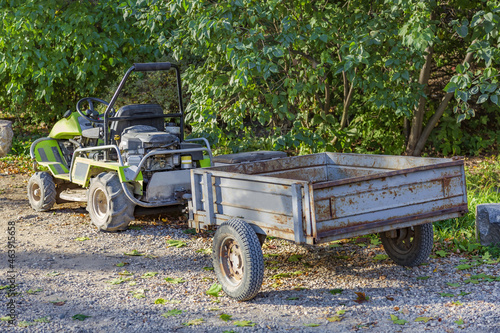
left=125, top=0, right=438, bottom=154
left=72, top=314, right=91, bottom=321
left=161, top=309, right=183, bottom=317
left=206, top=283, right=223, bottom=297
left=0, top=0, right=154, bottom=125
left=0, top=1, right=496, bottom=156
left=434, top=156, right=500, bottom=253
left=447, top=2, right=500, bottom=121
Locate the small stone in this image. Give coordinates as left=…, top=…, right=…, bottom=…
left=476, top=204, right=500, bottom=246
left=0, top=120, right=13, bottom=157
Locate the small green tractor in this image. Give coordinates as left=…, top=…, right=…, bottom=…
left=27, top=62, right=212, bottom=231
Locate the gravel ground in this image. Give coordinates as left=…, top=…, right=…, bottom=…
left=1, top=172, right=499, bottom=332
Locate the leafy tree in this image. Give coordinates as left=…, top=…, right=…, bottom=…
left=125, top=0, right=424, bottom=153
left=0, top=0, right=154, bottom=125
left=404, top=0, right=500, bottom=156
left=123, top=1, right=500, bottom=155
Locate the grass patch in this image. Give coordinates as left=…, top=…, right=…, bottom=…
left=433, top=156, right=500, bottom=257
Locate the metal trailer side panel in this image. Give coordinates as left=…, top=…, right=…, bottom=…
left=316, top=210, right=465, bottom=243
left=190, top=169, right=313, bottom=244
left=327, top=152, right=453, bottom=169
left=206, top=153, right=328, bottom=176
left=190, top=153, right=467, bottom=246
left=312, top=162, right=467, bottom=242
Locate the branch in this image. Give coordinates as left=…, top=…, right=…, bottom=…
left=324, top=80, right=331, bottom=113
left=412, top=42, right=476, bottom=156
left=289, top=49, right=320, bottom=68
left=406, top=44, right=434, bottom=154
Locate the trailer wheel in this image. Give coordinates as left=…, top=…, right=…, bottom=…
left=87, top=172, right=135, bottom=232
left=256, top=233, right=267, bottom=247
left=212, top=219, right=264, bottom=301
left=27, top=172, right=56, bottom=212
left=380, top=223, right=433, bottom=267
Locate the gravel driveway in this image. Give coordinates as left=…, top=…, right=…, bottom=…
left=1, top=172, right=499, bottom=332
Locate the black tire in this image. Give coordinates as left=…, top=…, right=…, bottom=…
left=86, top=172, right=135, bottom=231
left=212, top=219, right=264, bottom=301
left=380, top=223, right=433, bottom=267
left=27, top=172, right=56, bottom=212
left=256, top=233, right=267, bottom=247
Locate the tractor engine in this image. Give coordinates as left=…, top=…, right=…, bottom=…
left=118, top=125, right=181, bottom=173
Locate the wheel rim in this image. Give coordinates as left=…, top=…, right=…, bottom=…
left=30, top=183, right=41, bottom=202
left=390, top=227, right=416, bottom=255
left=219, top=237, right=244, bottom=287
left=92, top=188, right=108, bottom=220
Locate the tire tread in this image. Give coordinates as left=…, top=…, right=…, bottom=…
left=212, top=218, right=264, bottom=301
left=28, top=172, right=56, bottom=212
left=87, top=172, right=135, bottom=231
left=380, top=223, right=433, bottom=267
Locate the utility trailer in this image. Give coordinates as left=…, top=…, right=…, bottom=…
left=188, top=152, right=468, bottom=301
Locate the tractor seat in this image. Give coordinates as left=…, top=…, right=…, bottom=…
left=110, top=104, right=165, bottom=142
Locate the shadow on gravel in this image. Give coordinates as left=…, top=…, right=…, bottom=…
left=250, top=286, right=454, bottom=308
left=0, top=248, right=212, bottom=274
left=0, top=198, right=27, bottom=206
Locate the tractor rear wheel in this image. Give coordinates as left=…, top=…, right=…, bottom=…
left=87, top=172, right=135, bottom=231
left=27, top=172, right=56, bottom=212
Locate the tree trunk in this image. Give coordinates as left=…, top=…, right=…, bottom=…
left=331, top=73, right=354, bottom=146
left=405, top=44, right=434, bottom=155
left=411, top=46, right=475, bottom=156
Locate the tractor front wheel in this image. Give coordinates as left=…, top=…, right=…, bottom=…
left=87, top=172, right=135, bottom=231
left=27, top=172, right=56, bottom=212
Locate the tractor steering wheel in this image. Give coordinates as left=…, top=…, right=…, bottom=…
left=76, top=97, right=110, bottom=124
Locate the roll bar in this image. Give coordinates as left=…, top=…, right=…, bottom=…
left=102, top=63, right=185, bottom=150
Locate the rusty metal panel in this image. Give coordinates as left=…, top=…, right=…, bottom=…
left=195, top=211, right=297, bottom=242
left=190, top=152, right=467, bottom=246
left=319, top=175, right=464, bottom=222
left=291, top=184, right=305, bottom=244
left=197, top=169, right=302, bottom=186
left=313, top=165, right=464, bottom=200
left=215, top=205, right=294, bottom=229
left=314, top=199, right=332, bottom=222
left=316, top=210, right=465, bottom=244
left=207, top=153, right=328, bottom=176
left=327, top=165, right=391, bottom=181
left=327, top=152, right=454, bottom=170
left=258, top=165, right=328, bottom=183
left=317, top=196, right=467, bottom=234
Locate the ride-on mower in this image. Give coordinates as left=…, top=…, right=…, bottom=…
left=28, top=62, right=213, bottom=231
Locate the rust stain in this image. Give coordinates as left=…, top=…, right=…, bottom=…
left=272, top=214, right=290, bottom=225
left=317, top=204, right=468, bottom=239
left=330, top=197, right=336, bottom=219
left=442, top=177, right=452, bottom=197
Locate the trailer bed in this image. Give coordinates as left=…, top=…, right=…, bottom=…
left=189, top=153, right=468, bottom=244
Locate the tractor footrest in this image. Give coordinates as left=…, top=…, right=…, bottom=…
left=59, top=188, right=87, bottom=202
